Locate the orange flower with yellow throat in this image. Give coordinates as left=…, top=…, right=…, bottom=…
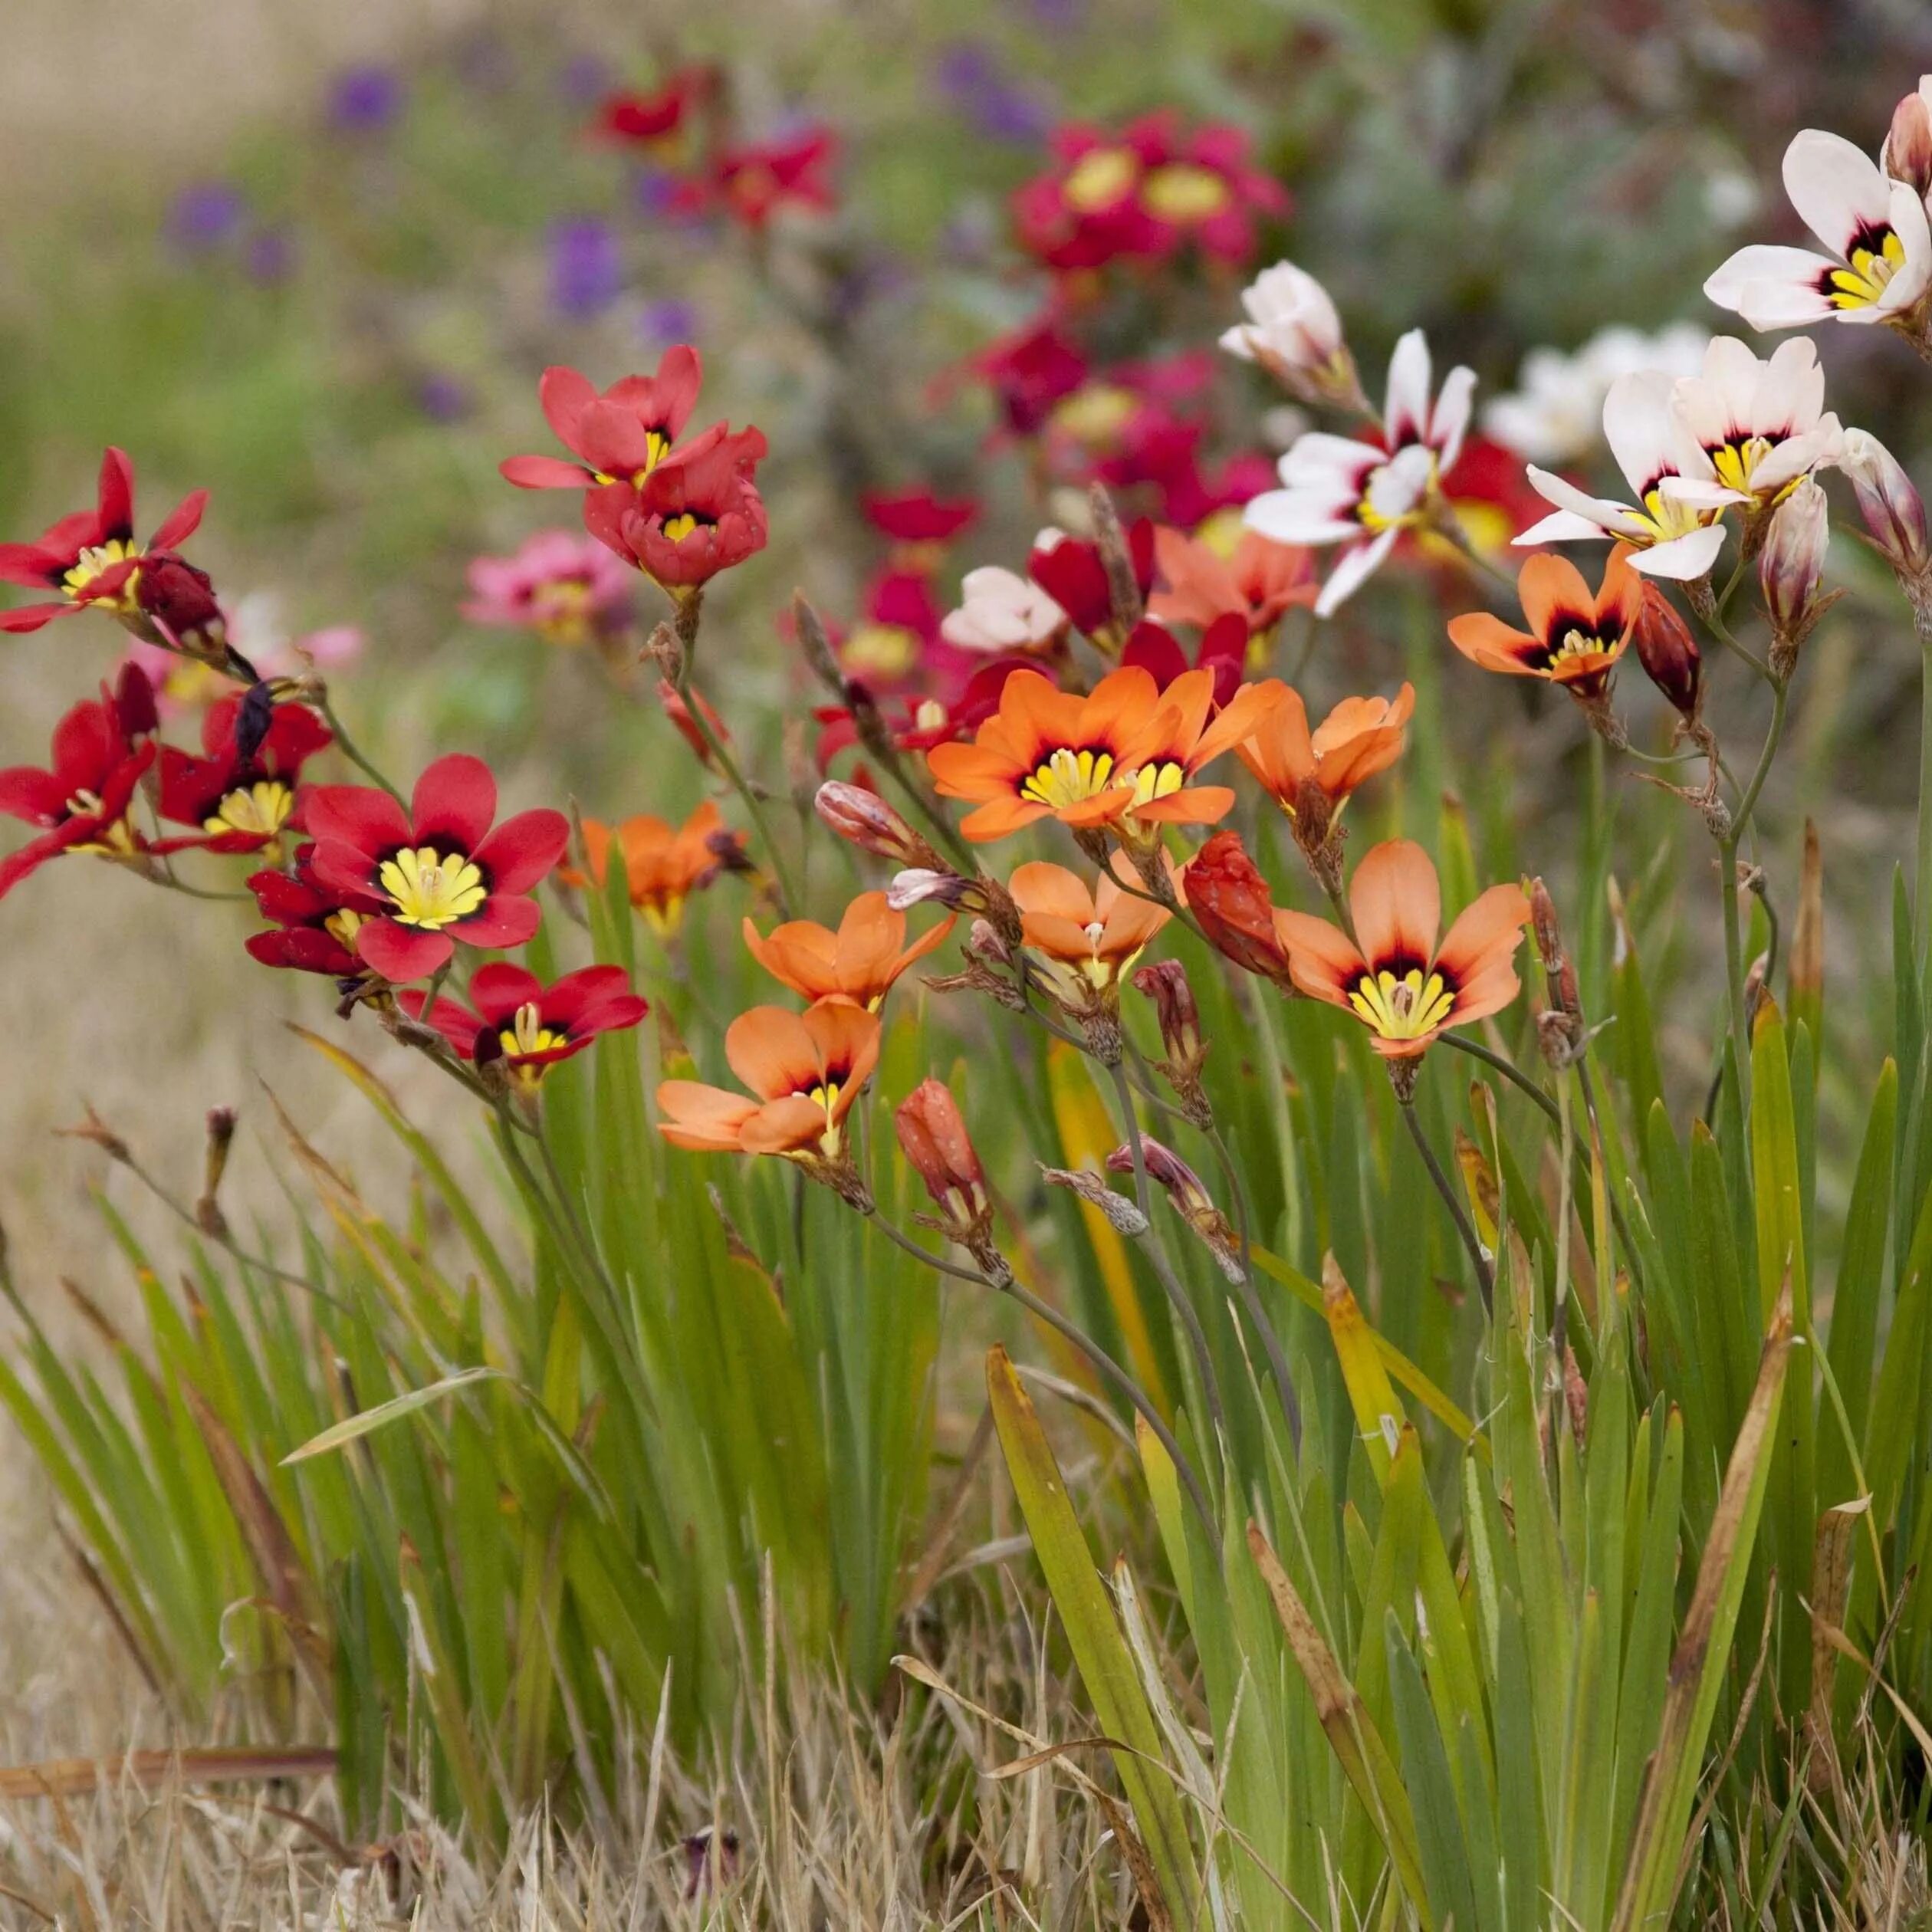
left=1236, top=682, right=1414, bottom=834
left=926, top=664, right=1273, bottom=846
left=565, top=800, right=741, bottom=933
left=743, top=890, right=954, bottom=1010
left=1008, top=859, right=1173, bottom=1013
left=657, top=1001, right=879, bottom=1160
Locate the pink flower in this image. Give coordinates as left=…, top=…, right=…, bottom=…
left=463, top=530, right=636, bottom=645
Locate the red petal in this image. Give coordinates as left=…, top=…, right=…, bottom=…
left=96, top=448, right=136, bottom=543
left=452, top=892, right=542, bottom=950
left=0, top=602, right=74, bottom=632
left=49, top=698, right=119, bottom=794
left=538, top=963, right=634, bottom=1027
left=501, top=454, right=596, bottom=490
left=538, top=366, right=600, bottom=452
left=0, top=824, right=85, bottom=901
left=0, top=764, right=67, bottom=824
left=304, top=782, right=410, bottom=856
left=307, top=836, right=387, bottom=902
left=410, top=753, right=497, bottom=851
left=147, top=488, right=209, bottom=554
left=356, top=917, right=453, bottom=982
left=472, top=807, right=570, bottom=893
left=0, top=544, right=66, bottom=589
left=465, top=961, right=544, bottom=1024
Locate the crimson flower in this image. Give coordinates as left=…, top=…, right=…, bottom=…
left=303, top=754, right=570, bottom=982
left=969, top=317, right=1089, bottom=439
left=399, top=963, right=647, bottom=1086
left=591, top=67, right=717, bottom=153
left=862, top=490, right=980, bottom=550
left=156, top=692, right=332, bottom=854
left=1121, top=613, right=1248, bottom=708
left=1028, top=521, right=1156, bottom=639
left=0, top=667, right=158, bottom=899
left=501, top=350, right=726, bottom=491
left=708, top=129, right=837, bottom=227
left=584, top=433, right=770, bottom=590
left=0, top=448, right=208, bottom=634
left=813, top=660, right=1024, bottom=768
left=245, top=846, right=371, bottom=981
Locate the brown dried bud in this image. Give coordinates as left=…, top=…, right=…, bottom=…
left=1087, top=482, right=1145, bottom=637
left=1132, top=961, right=1211, bottom=1125
left=1633, top=584, right=1703, bottom=721
left=1040, top=1164, right=1149, bottom=1235
left=643, top=619, right=684, bottom=682
left=57, top=1106, right=132, bottom=1165
left=816, top=780, right=942, bottom=871
left=1528, top=876, right=1585, bottom=1069
left=1105, top=1137, right=1244, bottom=1282
left=1184, top=831, right=1295, bottom=986
left=791, top=593, right=845, bottom=696
left=196, top=1106, right=238, bottom=1238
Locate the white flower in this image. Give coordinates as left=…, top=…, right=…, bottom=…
left=1516, top=370, right=1745, bottom=580
left=1704, top=128, right=1932, bottom=330
left=1668, top=336, right=1842, bottom=501
left=1243, top=329, right=1474, bottom=616
left=1220, top=261, right=1358, bottom=406
left=940, top=565, right=1068, bottom=654
left=1484, top=323, right=1710, bottom=465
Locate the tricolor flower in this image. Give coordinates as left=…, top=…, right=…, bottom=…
left=941, top=567, right=1069, bottom=656
left=1244, top=330, right=1476, bottom=616
left=0, top=448, right=208, bottom=634
left=462, top=531, right=635, bottom=646
left=1704, top=129, right=1932, bottom=333
left=0, top=669, right=158, bottom=900
left=1448, top=545, right=1641, bottom=701
left=156, top=692, right=332, bottom=853
left=658, top=1001, right=879, bottom=1162
left=743, top=890, right=954, bottom=1010
left=244, top=846, right=371, bottom=981
left=1668, top=337, right=1842, bottom=506
left=1235, top=681, right=1414, bottom=863
left=583, top=432, right=770, bottom=591
left=1273, top=840, right=1531, bottom=1067
left=1148, top=524, right=1317, bottom=638
left=1219, top=261, right=1364, bottom=409
left=925, top=663, right=1269, bottom=845
left=563, top=800, right=744, bottom=935
left=1008, top=859, right=1171, bottom=1014
left=1514, top=370, right=1745, bottom=580
left=303, top=754, right=570, bottom=981
left=400, top=964, right=647, bottom=1087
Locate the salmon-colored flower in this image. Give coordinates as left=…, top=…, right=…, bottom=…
left=744, top=890, right=954, bottom=1010
left=1447, top=545, right=1641, bottom=699
left=1007, top=859, right=1171, bottom=1010
left=1149, top=524, right=1316, bottom=636
left=1272, top=840, right=1530, bottom=1062
left=926, top=664, right=1270, bottom=845
left=1236, top=682, right=1412, bottom=848
left=658, top=1001, right=879, bottom=1159
left=565, top=800, right=743, bottom=934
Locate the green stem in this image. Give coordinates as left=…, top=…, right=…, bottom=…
left=317, top=695, right=405, bottom=806
left=675, top=665, right=799, bottom=918
left=1399, top=1095, right=1492, bottom=1314
left=1915, top=601, right=1932, bottom=969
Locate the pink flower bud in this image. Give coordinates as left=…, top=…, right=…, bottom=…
left=813, top=780, right=941, bottom=870
left=1760, top=478, right=1830, bottom=660
left=1632, top=584, right=1702, bottom=721
left=1841, top=429, right=1930, bottom=579
left=1884, top=83, right=1932, bottom=204
left=895, top=1079, right=989, bottom=1232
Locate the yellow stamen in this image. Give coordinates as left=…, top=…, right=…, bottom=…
left=1021, top=745, right=1124, bottom=810
left=840, top=623, right=920, bottom=679
left=205, top=780, right=294, bottom=840
left=62, top=538, right=143, bottom=605
left=662, top=512, right=700, bottom=542
left=1348, top=966, right=1455, bottom=1042
left=1826, top=229, right=1906, bottom=310
left=1141, top=162, right=1230, bottom=222
left=377, top=846, right=488, bottom=929
left=1062, top=146, right=1138, bottom=212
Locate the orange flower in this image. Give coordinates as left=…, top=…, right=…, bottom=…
left=1149, top=524, right=1317, bottom=636
left=658, top=1001, right=879, bottom=1157
left=1447, top=545, right=1641, bottom=699
left=1272, top=840, right=1530, bottom=1061
left=926, top=664, right=1273, bottom=845
left=743, top=890, right=955, bottom=1009
left=1237, top=682, right=1413, bottom=829
left=1008, top=859, right=1171, bottom=1009
left=566, top=801, right=740, bottom=933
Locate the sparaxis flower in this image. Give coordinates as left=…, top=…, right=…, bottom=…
left=743, top=890, right=955, bottom=1010
left=1448, top=545, right=1642, bottom=700
left=156, top=693, right=332, bottom=855
left=564, top=800, right=744, bottom=934
left=401, top=964, right=647, bottom=1087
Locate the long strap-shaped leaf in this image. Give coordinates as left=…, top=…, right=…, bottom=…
left=986, top=1346, right=1201, bottom=1924
left=1611, top=1283, right=1793, bottom=1931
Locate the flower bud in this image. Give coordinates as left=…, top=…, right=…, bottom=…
left=1040, top=1165, right=1149, bottom=1236
left=1884, top=82, right=1932, bottom=205
left=196, top=1105, right=238, bottom=1237
left=1105, top=1137, right=1244, bottom=1282
left=1840, top=429, right=1930, bottom=580
left=816, top=780, right=941, bottom=871
left=1219, top=260, right=1368, bottom=412
left=1184, top=831, right=1295, bottom=987
left=1760, top=477, right=1832, bottom=676
left=1528, top=877, right=1584, bottom=1069
left=895, top=1079, right=993, bottom=1243
left=1131, top=961, right=1211, bottom=1125
left=1632, top=584, right=1703, bottom=721
left=790, top=593, right=845, bottom=696
left=134, top=554, right=228, bottom=662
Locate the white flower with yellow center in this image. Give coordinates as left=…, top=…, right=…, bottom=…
left=378, top=846, right=489, bottom=930
left=1668, top=336, right=1842, bottom=504
left=1483, top=322, right=1710, bottom=465
left=1705, top=128, right=1932, bottom=332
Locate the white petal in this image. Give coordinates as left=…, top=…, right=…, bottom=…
left=1313, top=527, right=1400, bottom=616
left=1430, top=365, right=1477, bottom=469
left=1513, top=508, right=1611, bottom=546
left=1218, top=323, right=1258, bottom=363
left=1279, top=432, right=1385, bottom=488
left=1523, top=465, right=1648, bottom=537
left=1365, top=445, right=1436, bottom=522
left=1703, top=245, right=1838, bottom=327
left=1653, top=476, right=1747, bottom=511
left=1602, top=370, right=1684, bottom=495
left=1881, top=178, right=1932, bottom=312
left=1747, top=417, right=1840, bottom=495
left=1756, top=336, right=1825, bottom=433
left=1382, top=330, right=1431, bottom=447
left=1243, top=488, right=1360, bottom=547
left=1782, top=127, right=1894, bottom=258
left=1627, top=524, right=1728, bottom=580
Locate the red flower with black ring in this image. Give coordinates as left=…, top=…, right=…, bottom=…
left=399, top=963, right=648, bottom=1086
left=303, top=753, right=570, bottom=982
left=156, top=693, right=333, bottom=855
left=245, top=844, right=371, bottom=981
left=584, top=433, right=770, bottom=590
left=0, top=448, right=208, bottom=634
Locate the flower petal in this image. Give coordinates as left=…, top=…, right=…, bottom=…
left=1348, top=838, right=1440, bottom=968
left=472, top=808, right=570, bottom=894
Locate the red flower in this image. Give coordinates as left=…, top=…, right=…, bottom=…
left=862, top=490, right=980, bottom=550
left=584, top=433, right=770, bottom=589
left=710, top=128, right=837, bottom=227
left=591, top=67, right=717, bottom=155
left=400, top=963, right=648, bottom=1085
left=1120, top=613, right=1249, bottom=708
left=813, top=659, right=1024, bottom=768
left=500, top=351, right=739, bottom=492
left=968, top=318, right=1089, bottom=439
left=0, top=668, right=157, bottom=899
left=245, top=845, right=370, bottom=979
left=156, top=693, right=332, bottom=853
left=0, top=448, right=208, bottom=634
left=1028, top=521, right=1156, bottom=639
left=303, top=753, right=570, bottom=982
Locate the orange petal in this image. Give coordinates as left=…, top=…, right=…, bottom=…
left=1434, top=881, right=1532, bottom=984
left=1272, top=908, right=1362, bottom=1006
left=724, top=1005, right=821, bottom=1101
left=1348, top=839, right=1441, bottom=969
left=1009, top=861, right=1099, bottom=926
left=1516, top=551, right=1596, bottom=642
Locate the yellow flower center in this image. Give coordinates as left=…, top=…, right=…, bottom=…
left=1349, top=966, right=1455, bottom=1042
left=1062, top=146, right=1138, bottom=212
left=532, top=580, right=595, bottom=645
left=1127, top=761, right=1186, bottom=807
left=1826, top=228, right=1906, bottom=310
left=1050, top=384, right=1139, bottom=449
left=500, top=1002, right=567, bottom=1082
left=591, top=430, right=673, bottom=489
left=64, top=795, right=142, bottom=860
left=841, top=623, right=921, bottom=678
left=662, top=512, right=701, bottom=543
left=1635, top=481, right=1717, bottom=545
left=1141, top=162, right=1230, bottom=223
left=1192, top=506, right=1247, bottom=557
left=63, top=539, right=143, bottom=605
left=1022, top=745, right=1123, bottom=809
left=205, top=780, right=294, bottom=839
left=639, top=889, right=686, bottom=936
left=913, top=698, right=948, bottom=733
left=377, top=846, right=488, bottom=929
left=324, top=909, right=365, bottom=952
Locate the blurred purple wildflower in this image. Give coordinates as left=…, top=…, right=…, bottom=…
left=417, top=373, right=474, bottom=422
left=559, top=53, right=612, bottom=105
left=168, top=181, right=247, bottom=254
left=549, top=216, right=626, bottom=319
left=329, top=64, right=406, bottom=132
left=932, top=41, right=1052, bottom=145
left=639, top=298, right=700, bottom=347
left=242, top=228, right=297, bottom=285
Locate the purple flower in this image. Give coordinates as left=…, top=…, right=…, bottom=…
left=558, top=53, right=611, bottom=105
left=639, top=298, right=699, bottom=347
left=931, top=41, right=1052, bottom=145
left=168, top=181, right=247, bottom=254
left=549, top=216, right=625, bottom=320
left=329, top=64, right=405, bottom=132
left=242, top=227, right=297, bottom=284
left=417, top=373, right=474, bottom=422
